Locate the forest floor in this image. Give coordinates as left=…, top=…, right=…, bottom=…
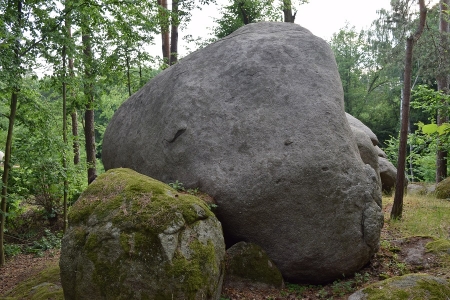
left=0, top=197, right=449, bottom=299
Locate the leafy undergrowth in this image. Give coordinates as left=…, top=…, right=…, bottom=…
left=1, top=194, right=449, bottom=299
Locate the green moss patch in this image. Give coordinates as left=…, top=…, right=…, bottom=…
left=69, top=168, right=213, bottom=233
left=358, top=273, right=450, bottom=300
left=426, top=239, right=450, bottom=254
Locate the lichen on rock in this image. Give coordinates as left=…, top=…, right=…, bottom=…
left=60, top=168, right=225, bottom=300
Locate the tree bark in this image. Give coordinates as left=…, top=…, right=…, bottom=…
left=157, top=0, right=170, bottom=65
left=0, top=0, right=22, bottom=267
left=126, top=48, right=132, bottom=96
left=62, top=35, right=68, bottom=234
left=170, top=0, right=178, bottom=65
left=283, top=0, right=296, bottom=23
left=1, top=92, right=18, bottom=266
left=71, top=110, right=79, bottom=164
left=436, top=0, right=449, bottom=183
left=82, top=26, right=96, bottom=184
left=67, top=23, right=79, bottom=165
left=391, top=0, right=427, bottom=220
left=238, top=0, right=250, bottom=24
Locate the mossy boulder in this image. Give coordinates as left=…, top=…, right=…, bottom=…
left=435, top=177, right=450, bottom=199
left=348, top=273, right=450, bottom=300
left=426, top=239, right=450, bottom=254
left=59, top=168, right=225, bottom=300
left=224, top=242, right=284, bottom=290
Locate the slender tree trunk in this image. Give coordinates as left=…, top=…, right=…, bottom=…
left=0, top=92, right=18, bottom=266
left=62, top=42, right=68, bottom=233
left=67, top=24, right=79, bottom=165
left=170, top=0, right=178, bottom=65
left=139, top=57, right=143, bottom=87
left=391, top=0, right=427, bottom=220
left=71, top=110, right=79, bottom=164
left=126, top=49, right=132, bottom=96
left=157, top=0, right=170, bottom=65
left=82, top=26, right=96, bottom=183
left=237, top=0, right=250, bottom=24
left=283, top=0, right=296, bottom=23
left=436, top=0, right=449, bottom=183
left=0, top=0, right=22, bottom=267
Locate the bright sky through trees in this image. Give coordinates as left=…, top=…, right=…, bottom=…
left=156, top=0, right=394, bottom=57
left=154, top=0, right=440, bottom=58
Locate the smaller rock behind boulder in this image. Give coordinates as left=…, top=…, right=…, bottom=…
left=224, top=242, right=284, bottom=290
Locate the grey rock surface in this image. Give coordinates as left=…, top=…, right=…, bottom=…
left=407, top=183, right=427, bottom=195
left=60, top=168, right=225, bottom=300
left=375, top=146, right=387, bottom=158
left=349, top=126, right=380, bottom=179
left=379, top=157, right=398, bottom=194
left=346, top=113, right=379, bottom=146
left=102, top=22, right=383, bottom=283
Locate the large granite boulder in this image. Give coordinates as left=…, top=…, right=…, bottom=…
left=60, top=168, right=225, bottom=300
left=102, top=22, right=383, bottom=283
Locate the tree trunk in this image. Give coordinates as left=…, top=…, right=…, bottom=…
left=82, top=26, right=96, bottom=184
left=391, top=0, right=427, bottom=220
left=0, top=91, right=18, bottom=266
left=157, top=0, right=170, bottom=65
left=0, top=0, right=22, bottom=267
left=283, top=0, right=296, bottom=23
left=238, top=0, right=250, bottom=24
left=436, top=0, right=449, bottom=183
left=67, top=23, right=79, bottom=165
left=170, top=0, right=179, bottom=65
left=126, top=48, right=132, bottom=96
left=71, top=110, right=79, bottom=164
left=62, top=37, right=68, bottom=234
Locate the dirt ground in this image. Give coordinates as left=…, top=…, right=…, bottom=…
left=0, top=200, right=449, bottom=300
left=0, top=249, right=60, bottom=296
left=0, top=229, right=448, bottom=299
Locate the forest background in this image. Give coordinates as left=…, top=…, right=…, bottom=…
left=0, top=0, right=449, bottom=266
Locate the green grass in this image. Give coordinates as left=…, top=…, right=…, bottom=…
left=384, top=194, right=450, bottom=238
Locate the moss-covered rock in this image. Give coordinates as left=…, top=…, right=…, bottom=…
left=435, top=177, right=450, bottom=199
left=0, top=262, right=63, bottom=300
left=59, top=168, right=225, bottom=300
left=348, top=273, right=450, bottom=300
left=224, top=242, right=284, bottom=290
left=426, top=239, right=450, bottom=254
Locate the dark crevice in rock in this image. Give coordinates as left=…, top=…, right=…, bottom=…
left=165, top=128, right=186, bottom=143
